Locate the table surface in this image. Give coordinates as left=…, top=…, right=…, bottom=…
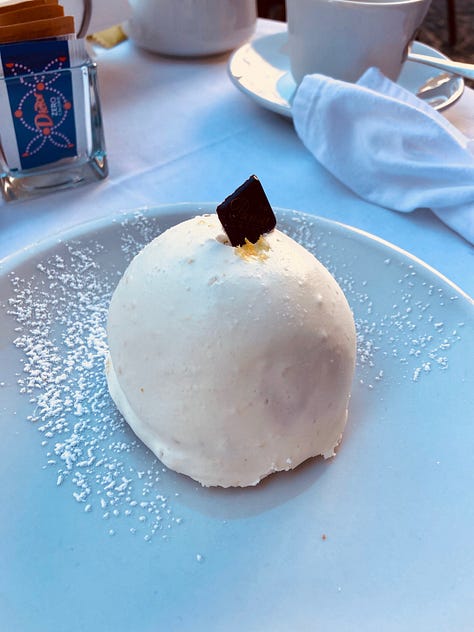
left=0, top=19, right=473, bottom=297
left=1, top=19, right=474, bottom=632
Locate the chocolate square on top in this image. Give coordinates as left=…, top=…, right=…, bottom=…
left=216, top=175, right=276, bottom=247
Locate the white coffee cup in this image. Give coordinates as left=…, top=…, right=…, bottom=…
left=127, top=0, right=257, bottom=57
left=286, top=0, right=431, bottom=84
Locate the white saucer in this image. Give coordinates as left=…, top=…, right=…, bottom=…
left=228, top=31, right=465, bottom=117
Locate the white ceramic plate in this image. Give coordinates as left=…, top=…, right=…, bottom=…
left=1, top=205, right=473, bottom=631
left=228, top=31, right=465, bottom=116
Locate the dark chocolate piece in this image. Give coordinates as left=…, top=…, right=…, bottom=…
left=216, top=175, right=276, bottom=247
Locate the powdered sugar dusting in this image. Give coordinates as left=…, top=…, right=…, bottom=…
left=287, top=211, right=463, bottom=389
left=6, top=213, right=182, bottom=541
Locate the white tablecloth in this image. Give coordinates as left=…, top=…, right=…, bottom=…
left=1, top=19, right=473, bottom=296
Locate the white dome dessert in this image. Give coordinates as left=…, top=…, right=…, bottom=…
left=106, top=213, right=356, bottom=487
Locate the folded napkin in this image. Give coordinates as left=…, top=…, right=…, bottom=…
left=292, top=67, right=474, bottom=245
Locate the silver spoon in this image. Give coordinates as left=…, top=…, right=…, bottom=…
left=417, top=72, right=454, bottom=94
left=415, top=72, right=461, bottom=108
left=407, top=50, right=474, bottom=81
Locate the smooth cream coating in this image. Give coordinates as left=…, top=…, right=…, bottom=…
left=106, top=214, right=356, bottom=487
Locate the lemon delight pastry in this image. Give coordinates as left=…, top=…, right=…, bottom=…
left=106, top=176, right=356, bottom=487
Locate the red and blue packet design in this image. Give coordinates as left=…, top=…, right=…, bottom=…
left=1, top=38, right=77, bottom=170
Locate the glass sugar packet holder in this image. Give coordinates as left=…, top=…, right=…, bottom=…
left=0, top=36, right=107, bottom=201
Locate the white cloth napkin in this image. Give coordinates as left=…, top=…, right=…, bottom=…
left=292, top=67, right=474, bottom=245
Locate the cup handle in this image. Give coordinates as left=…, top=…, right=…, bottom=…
left=77, top=0, right=92, bottom=38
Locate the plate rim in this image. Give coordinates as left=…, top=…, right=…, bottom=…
left=1, top=203, right=473, bottom=305
left=228, top=30, right=465, bottom=117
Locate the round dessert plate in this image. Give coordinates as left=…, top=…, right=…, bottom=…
left=228, top=31, right=465, bottom=117
left=1, top=205, right=473, bottom=632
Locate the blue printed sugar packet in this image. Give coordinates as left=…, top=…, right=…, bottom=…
left=0, top=38, right=88, bottom=171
